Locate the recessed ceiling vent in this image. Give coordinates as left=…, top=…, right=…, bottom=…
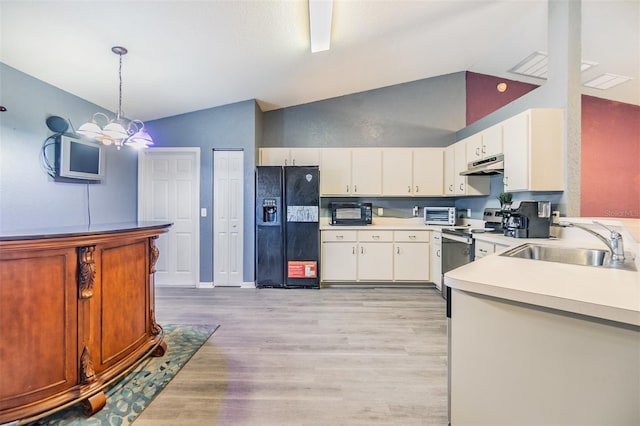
left=509, top=51, right=597, bottom=80
left=583, top=73, right=633, bottom=90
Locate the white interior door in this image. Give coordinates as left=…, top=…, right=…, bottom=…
left=138, top=148, right=200, bottom=287
left=213, top=150, right=244, bottom=286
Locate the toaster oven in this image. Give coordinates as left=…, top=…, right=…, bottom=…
left=424, top=207, right=456, bottom=225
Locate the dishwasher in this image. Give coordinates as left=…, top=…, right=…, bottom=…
left=440, top=227, right=474, bottom=299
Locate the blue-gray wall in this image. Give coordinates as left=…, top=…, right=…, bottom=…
left=263, top=72, right=466, bottom=148
left=0, top=63, right=138, bottom=231
left=145, top=101, right=257, bottom=284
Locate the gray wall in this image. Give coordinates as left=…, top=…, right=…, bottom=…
left=145, top=101, right=257, bottom=284
left=263, top=72, right=466, bottom=149
left=0, top=63, right=138, bottom=232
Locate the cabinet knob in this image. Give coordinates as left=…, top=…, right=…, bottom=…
left=449, top=184, right=453, bottom=192
left=396, top=247, right=400, bottom=254
left=409, top=235, right=416, bottom=240
left=360, top=246, right=364, bottom=254
left=346, top=185, right=350, bottom=193
left=354, top=185, right=358, bottom=193
left=415, top=186, right=419, bottom=193
left=292, top=159, right=296, bottom=165
left=336, top=235, right=344, bottom=240
left=408, top=185, right=411, bottom=193
left=352, top=247, right=355, bottom=254
left=284, top=159, right=288, bottom=166
left=503, top=176, right=508, bottom=186
left=475, top=147, right=480, bottom=156
left=481, top=145, right=486, bottom=154
left=372, top=235, right=380, bottom=240
left=436, top=249, right=441, bottom=257
left=459, top=183, right=464, bottom=191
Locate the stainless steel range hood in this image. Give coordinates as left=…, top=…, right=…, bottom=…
left=460, top=154, right=504, bottom=176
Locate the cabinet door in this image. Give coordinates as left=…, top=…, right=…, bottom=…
left=351, top=148, right=382, bottom=196
left=465, top=133, right=483, bottom=163
left=290, top=148, right=320, bottom=166
left=413, top=148, right=444, bottom=196
left=475, top=240, right=495, bottom=259
left=322, top=242, right=357, bottom=281
left=394, top=242, right=430, bottom=281
left=320, top=148, right=352, bottom=195
left=502, top=111, right=530, bottom=192
left=382, top=148, right=413, bottom=196
left=259, top=148, right=290, bottom=166
left=358, top=242, right=393, bottom=281
left=444, top=145, right=456, bottom=196
left=482, top=124, right=503, bottom=157
left=430, top=233, right=442, bottom=288
left=454, top=141, right=467, bottom=195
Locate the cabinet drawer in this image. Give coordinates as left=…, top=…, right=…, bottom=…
left=358, top=230, right=393, bottom=242
left=322, top=230, right=358, bottom=242
left=394, top=230, right=430, bottom=242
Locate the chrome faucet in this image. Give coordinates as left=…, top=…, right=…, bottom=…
left=557, top=220, right=625, bottom=262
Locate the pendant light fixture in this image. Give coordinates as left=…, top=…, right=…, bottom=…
left=77, top=46, right=153, bottom=149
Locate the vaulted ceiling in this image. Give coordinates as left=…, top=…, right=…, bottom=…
left=1, top=1, right=637, bottom=121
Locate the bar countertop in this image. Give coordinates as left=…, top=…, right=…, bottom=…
left=0, top=221, right=172, bottom=241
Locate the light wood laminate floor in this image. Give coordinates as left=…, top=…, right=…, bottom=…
left=134, top=286, right=447, bottom=425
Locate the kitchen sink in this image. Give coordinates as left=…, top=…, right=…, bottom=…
left=500, top=243, right=637, bottom=271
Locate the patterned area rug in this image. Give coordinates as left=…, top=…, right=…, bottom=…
left=27, top=324, right=218, bottom=426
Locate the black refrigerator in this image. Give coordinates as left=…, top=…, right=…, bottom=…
left=255, top=166, right=320, bottom=288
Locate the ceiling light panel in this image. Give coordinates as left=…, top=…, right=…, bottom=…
left=309, top=0, right=333, bottom=53
left=509, top=51, right=598, bottom=80
left=583, top=73, right=633, bottom=90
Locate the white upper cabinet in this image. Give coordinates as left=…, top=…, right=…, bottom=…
left=320, top=148, right=352, bottom=195
left=445, top=140, right=490, bottom=197
left=465, top=124, right=503, bottom=164
left=382, top=148, right=413, bottom=196
left=382, top=148, right=444, bottom=197
left=502, top=108, right=564, bottom=192
left=259, top=148, right=290, bottom=166
left=351, top=148, right=382, bottom=196
left=413, top=148, right=444, bottom=196
left=259, top=148, right=320, bottom=166
left=289, top=148, right=320, bottom=166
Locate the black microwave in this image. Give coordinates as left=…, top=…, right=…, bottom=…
left=330, top=202, right=373, bottom=225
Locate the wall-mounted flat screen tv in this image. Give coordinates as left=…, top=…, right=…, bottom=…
left=56, top=135, right=105, bottom=181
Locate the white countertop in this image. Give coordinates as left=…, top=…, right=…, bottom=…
left=445, top=235, right=640, bottom=327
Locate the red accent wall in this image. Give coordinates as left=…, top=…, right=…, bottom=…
left=581, top=97, right=640, bottom=218
left=466, top=72, right=640, bottom=218
left=465, top=72, right=538, bottom=125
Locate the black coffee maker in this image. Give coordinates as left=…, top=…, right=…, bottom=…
left=502, top=201, right=552, bottom=238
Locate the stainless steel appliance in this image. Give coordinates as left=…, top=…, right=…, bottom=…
left=502, top=200, right=552, bottom=238
left=330, top=202, right=372, bottom=226
left=460, top=153, right=504, bottom=176
left=255, top=166, right=320, bottom=288
left=424, top=206, right=456, bottom=225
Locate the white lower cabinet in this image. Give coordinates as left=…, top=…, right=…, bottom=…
left=321, top=230, right=357, bottom=281
left=475, top=239, right=510, bottom=260
left=321, top=229, right=431, bottom=283
left=393, top=231, right=430, bottom=281
left=430, top=232, right=442, bottom=289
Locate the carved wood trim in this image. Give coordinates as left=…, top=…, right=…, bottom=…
left=150, top=309, right=162, bottom=336
left=77, top=246, right=96, bottom=299
left=149, top=236, right=159, bottom=274
left=80, top=346, right=96, bottom=385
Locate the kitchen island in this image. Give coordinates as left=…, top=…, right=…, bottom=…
left=0, top=221, right=171, bottom=424
left=445, top=220, right=640, bottom=425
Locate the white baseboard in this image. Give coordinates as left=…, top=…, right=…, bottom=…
left=198, top=282, right=214, bottom=289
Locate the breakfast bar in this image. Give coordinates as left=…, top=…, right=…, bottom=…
left=445, top=231, right=640, bottom=425
left=0, top=221, right=171, bottom=424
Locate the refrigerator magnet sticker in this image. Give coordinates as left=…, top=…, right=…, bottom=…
left=306, top=174, right=312, bottom=182
left=288, top=261, right=317, bottom=278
